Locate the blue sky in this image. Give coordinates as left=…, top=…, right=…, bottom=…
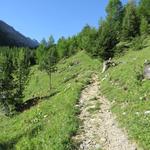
left=0, top=0, right=128, bottom=42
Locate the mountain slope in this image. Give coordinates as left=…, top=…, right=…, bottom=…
left=100, top=38, right=150, bottom=149
left=0, top=51, right=100, bottom=150
left=0, top=20, right=39, bottom=48
left=0, top=39, right=150, bottom=149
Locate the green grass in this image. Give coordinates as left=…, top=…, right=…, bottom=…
left=100, top=40, right=150, bottom=149
left=0, top=51, right=100, bottom=150
left=1, top=37, right=150, bottom=150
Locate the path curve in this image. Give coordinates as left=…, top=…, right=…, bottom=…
left=73, top=74, right=138, bottom=150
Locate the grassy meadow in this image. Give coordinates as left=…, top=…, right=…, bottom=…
left=0, top=51, right=100, bottom=150
left=100, top=40, right=150, bottom=149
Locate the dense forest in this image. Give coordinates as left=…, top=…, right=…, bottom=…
left=0, top=0, right=150, bottom=115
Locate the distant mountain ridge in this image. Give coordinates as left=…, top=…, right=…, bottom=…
left=0, top=20, right=39, bottom=48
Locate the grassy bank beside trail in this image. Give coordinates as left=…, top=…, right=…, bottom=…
left=100, top=44, right=150, bottom=149
left=0, top=51, right=100, bottom=150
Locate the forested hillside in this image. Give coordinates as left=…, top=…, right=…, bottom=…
left=0, top=0, right=150, bottom=149
left=0, top=20, right=39, bottom=48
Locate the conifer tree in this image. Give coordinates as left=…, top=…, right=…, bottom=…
left=106, top=0, right=123, bottom=39
left=56, top=37, right=68, bottom=59
left=41, top=38, right=48, bottom=47
left=140, top=16, right=149, bottom=35
left=96, top=0, right=123, bottom=60
left=36, top=44, right=47, bottom=69
left=122, top=0, right=139, bottom=40
left=139, top=0, right=150, bottom=23
left=67, top=36, right=78, bottom=56
left=97, top=20, right=117, bottom=60
left=0, top=50, right=15, bottom=115
left=14, top=48, right=30, bottom=106
left=43, top=46, right=57, bottom=90
left=47, top=35, right=55, bottom=48
left=77, top=25, right=98, bottom=56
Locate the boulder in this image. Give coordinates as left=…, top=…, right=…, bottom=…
left=144, top=64, right=150, bottom=79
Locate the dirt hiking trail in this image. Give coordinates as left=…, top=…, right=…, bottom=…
left=73, top=74, right=139, bottom=150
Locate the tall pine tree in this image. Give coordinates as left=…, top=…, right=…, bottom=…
left=140, top=16, right=149, bottom=35
left=122, top=0, right=140, bottom=40
left=106, top=0, right=123, bottom=40
left=139, top=0, right=150, bottom=24
left=0, top=50, right=15, bottom=115
left=96, top=0, right=123, bottom=60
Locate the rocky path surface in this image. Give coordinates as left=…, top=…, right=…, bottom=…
left=73, top=74, right=138, bottom=150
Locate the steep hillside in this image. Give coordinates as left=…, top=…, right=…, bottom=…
left=0, top=20, right=39, bottom=48
left=0, top=51, right=100, bottom=150
left=100, top=40, right=150, bottom=149
left=0, top=40, right=150, bottom=150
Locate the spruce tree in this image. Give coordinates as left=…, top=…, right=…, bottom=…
left=67, top=36, right=78, bottom=56
left=41, top=38, right=48, bottom=47
left=0, top=50, right=15, bottom=115
left=47, top=35, right=55, bottom=48
left=77, top=25, right=98, bottom=56
left=139, top=0, right=150, bottom=23
left=43, top=46, right=57, bottom=90
left=106, top=0, right=123, bottom=40
left=36, top=44, right=47, bottom=69
left=140, top=16, right=149, bottom=35
left=56, top=37, right=68, bottom=58
left=97, top=20, right=117, bottom=60
left=122, top=0, right=139, bottom=40
left=96, top=0, right=123, bottom=60
left=14, top=48, right=30, bottom=106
